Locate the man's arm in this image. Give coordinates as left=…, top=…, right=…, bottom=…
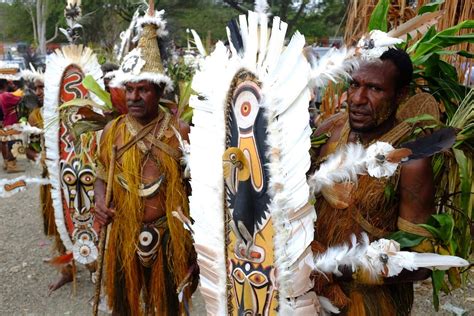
left=399, top=157, right=435, bottom=224
left=385, top=157, right=435, bottom=284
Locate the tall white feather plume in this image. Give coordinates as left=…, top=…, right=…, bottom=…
left=190, top=11, right=318, bottom=314
left=188, top=42, right=231, bottom=315
left=313, top=234, right=470, bottom=282
left=190, top=29, right=207, bottom=56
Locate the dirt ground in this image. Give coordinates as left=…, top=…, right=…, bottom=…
left=0, top=159, right=472, bottom=315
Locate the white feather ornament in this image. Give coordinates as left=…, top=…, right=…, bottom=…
left=314, top=234, right=469, bottom=282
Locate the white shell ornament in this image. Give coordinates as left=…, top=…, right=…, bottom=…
left=72, top=239, right=98, bottom=264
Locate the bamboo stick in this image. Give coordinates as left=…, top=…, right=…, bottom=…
left=92, top=145, right=117, bottom=316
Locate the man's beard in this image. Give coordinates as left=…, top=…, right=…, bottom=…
left=349, top=101, right=397, bottom=133
left=349, top=119, right=376, bottom=133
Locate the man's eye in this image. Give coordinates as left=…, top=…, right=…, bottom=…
left=349, top=82, right=358, bottom=88
left=370, top=86, right=382, bottom=92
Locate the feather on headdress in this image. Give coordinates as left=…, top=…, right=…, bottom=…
left=111, top=1, right=173, bottom=92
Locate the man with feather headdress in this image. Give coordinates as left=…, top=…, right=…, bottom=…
left=311, top=48, right=438, bottom=315
left=93, top=3, right=196, bottom=315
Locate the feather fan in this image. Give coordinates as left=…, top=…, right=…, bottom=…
left=399, top=127, right=457, bottom=160
left=313, top=234, right=469, bottom=282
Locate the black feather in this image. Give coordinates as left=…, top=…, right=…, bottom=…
left=400, top=128, right=457, bottom=160
left=227, top=19, right=243, bottom=54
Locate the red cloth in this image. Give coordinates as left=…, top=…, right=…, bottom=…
left=0, top=92, right=20, bottom=127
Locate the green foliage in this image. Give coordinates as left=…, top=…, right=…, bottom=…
left=1, top=0, right=349, bottom=48
left=177, top=80, right=194, bottom=123
left=389, top=230, right=425, bottom=248
left=418, top=0, right=444, bottom=15
left=82, top=75, right=113, bottom=110
left=431, top=269, right=445, bottom=310
left=407, top=20, right=474, bottom=119
left=409, top=20, right=474, bottom=61
left=0, top=2, right=34, bottom=43
left=403, top=114, right=439, bottom=125
left=167, top=58, right=196, bottom=85
left=167, top=4, right=236, bottom=45
left=368, top=0, right=389, bottom=32
left=295, top=0, right=347, bottom=42
left=420, top=214, right=455, bottom=243
left=310, top=132, right=330, bottom=148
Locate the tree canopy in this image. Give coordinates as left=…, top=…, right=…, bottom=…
left=0, top=0, right=347, bottom=54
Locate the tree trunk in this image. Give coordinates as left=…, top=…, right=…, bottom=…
left=287, top=0, right=309, bottom=36
left=36, top=0, right=48, bottom=55
left=26, top=6, right=38, bottom=46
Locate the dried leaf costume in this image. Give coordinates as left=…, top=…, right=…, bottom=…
left=312, top=94, right=444, bottom=315
left=98, top=6, right=194, bottom=315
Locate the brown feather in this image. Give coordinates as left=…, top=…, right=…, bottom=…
left=387, top=11, right=444, bottom=40
left=385, top=148, right=413, bottom=163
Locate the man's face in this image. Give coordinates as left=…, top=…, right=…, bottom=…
left=347, top=60, right=399, bottom=132
left=34, top=79, right=44, bottom=106
left=125, top=81, right=162, bottom=122
left=7, top=80, right=17, bottom=92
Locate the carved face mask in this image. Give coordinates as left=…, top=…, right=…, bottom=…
left=61, top=158, right=95, bottom=216
left=230, top=260, right=276, bottom=316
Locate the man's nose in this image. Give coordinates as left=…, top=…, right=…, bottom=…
left=128, top=88, right=140, bottom=101
left=350, top=87, right=368, bottom=106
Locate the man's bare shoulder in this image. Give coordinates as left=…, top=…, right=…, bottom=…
left=100, top=115, right=125, bottom=145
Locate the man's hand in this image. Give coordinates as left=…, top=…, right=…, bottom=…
left=94, top=199, right=115, bottom=227
left=94, top=178, right=115, bottom=227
